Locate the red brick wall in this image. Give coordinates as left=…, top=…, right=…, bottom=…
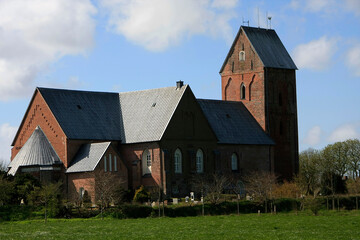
left=220, top=29, right=266, bottom=130
left=11, top=90, right=67, bottom=165
left=67, top=144, right=128, bottom=203
left=118, top=142, right=160, bottom=190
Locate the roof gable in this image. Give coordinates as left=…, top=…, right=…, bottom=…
left=220, top=26, right=297, bottom=73
left=8, top=126, right=62, bottom=175
left=38, top=87, right=123, bottom=141
left=197, top=99, right=274, bottom=145
left=119, top=85, right=188, bottom=143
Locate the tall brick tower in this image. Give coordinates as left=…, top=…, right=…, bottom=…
left=220, top=26, right=299, bottom=179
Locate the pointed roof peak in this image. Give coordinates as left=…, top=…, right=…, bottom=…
left=8, top=126, right=62, bottom=175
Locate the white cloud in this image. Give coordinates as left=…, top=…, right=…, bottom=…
left=0, top=0, right=97, bottom=101
left=346, top=44, right=360, bottom=76
left=0, top=123, right=17, bottom=165
left=303, top=126, right=322, bottom=146
left=292, top=36, right=337, bottom=71
left=304, top=0, right=334, bottom=12
left=328, top=122, right=360, bottom=142
left=100, top=0, right=238, bottom=51
left=211, top=0, right=238, bottom=9
left=345, top=0, right=360, bottom=16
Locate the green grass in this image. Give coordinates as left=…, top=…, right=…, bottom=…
left=1, top=211, right=360, bottom=240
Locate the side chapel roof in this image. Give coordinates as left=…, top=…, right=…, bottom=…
left=8, top=126, right=62, bottom=175
left=197, top=99, right=274, bottom=145
left=220, top=26, right=297, bottom=73
left=66, top=142, right=111, bottom=173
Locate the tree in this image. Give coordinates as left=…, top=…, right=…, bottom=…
left=0, top=177, right=14, bottom=205
left=94, top=171, right=126, bottom=219
left=243, top=171, right=277, bottom=213
left=28, top=181, right=62, bottom=223
left=296, top=148, right=322, bottom=196
left=345, top=139, right=360, bottom=179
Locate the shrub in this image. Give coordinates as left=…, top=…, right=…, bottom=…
left=303, top=197, right=323, bottom=215
left=133, top=186, right=150, bottom=203
left=272, top=198, right=300, bottom=212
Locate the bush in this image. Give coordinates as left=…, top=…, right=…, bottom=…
left=133, top=186, right=150, bottom=203
left=303, top=197, right=323, bottom=215
left=272, top=198, right=300, bottom=212
left=112, top=204, right=153, bottom=219
left=0, top=205, right=36, bottom=221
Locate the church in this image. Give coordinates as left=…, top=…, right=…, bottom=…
left=8, top=26, right=299, bottom=202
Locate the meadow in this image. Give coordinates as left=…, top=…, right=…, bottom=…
left=0, top=211, right=359, bottom=240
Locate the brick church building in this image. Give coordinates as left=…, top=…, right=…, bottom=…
left=8, top=26, right=298, bottom=202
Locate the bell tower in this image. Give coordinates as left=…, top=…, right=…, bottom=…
left=220, top=26, right=299, bottom=179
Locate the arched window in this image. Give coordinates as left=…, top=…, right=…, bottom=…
left=174, top=148, right=182, bottom=174
left=241, top=83, right=246, bottom=100
left=239, top=51, right=245, bottom=61
left=231, top=153, right=238, bottom=171
left=196, top=149, right=204, bottom=173
left=142, top=149, right=151, bottom=175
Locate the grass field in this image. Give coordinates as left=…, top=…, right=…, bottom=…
left=0, top=211, right=359, bottom=240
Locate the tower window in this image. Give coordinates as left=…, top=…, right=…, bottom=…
left=231, top=61, right=234, bottom=72
left=242, top=43, right=244, bottom=51
left=241, top=83, right=246, bottom=100
left=239, top=51, right=245, bottom=61
left=251, top=60, right=253, bottom=70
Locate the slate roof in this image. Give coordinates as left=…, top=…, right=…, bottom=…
left=197, top=99, right=274, bottom=145
left=118, top=85, right=187, bottom=143
left=66, top=142, right=111, bottom=173
left=38, top=85, right=187, bottom=144
left=220, top=26, right=297, bottom=73
left=8, top=126, right=62, bottom=175
left=38, top=88, right=123, bottom=141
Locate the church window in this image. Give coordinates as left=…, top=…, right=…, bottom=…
left=104, top=156, right=107, bottom=172
left=249, top=75, right=255, bottom=101
left=142, top=149, right=152, bottom=175
left=231, top=61, right=234, bottom=72
left=242, top=43, right=244, bottom=51
left=231, top=153, right=238, bottom=171
left=114, top=155, right=118, bottom=171
left=109, top=154, right=112, bottom=172
left=239, top=51, right=245, bottom=61
left=174, top=148, right=182, bottom=174
left=251, top=60, right=253, bottom=70
left=196, top=149, right=204, bottom=173
left=241, top=83, right=246, bottom=100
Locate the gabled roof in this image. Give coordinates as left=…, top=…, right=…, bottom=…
left=197, top=99, right=274, bottom=145
left=220, top=26, right=297, bottom=73
left=119, top=85, right=187, bottom=143
left=38, top=87, right=123, bottom=141
left=37, top=85, right=188, bottom=144
left=8, top=126, right=62, bottom=175
left=66, top=142, right=111, bottom=173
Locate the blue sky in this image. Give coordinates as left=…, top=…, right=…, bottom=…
left=1, top=0, right=360, bottom=165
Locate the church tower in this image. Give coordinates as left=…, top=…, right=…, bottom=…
left=220, top=26, right=299, bottom=179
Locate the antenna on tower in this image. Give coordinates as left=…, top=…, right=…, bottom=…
left=267, top=15, right=272, bottom=29
left=242, top=17, right=249, bottom=26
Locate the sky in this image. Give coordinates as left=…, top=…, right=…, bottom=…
left=0, top=0, right=360, bottom=166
